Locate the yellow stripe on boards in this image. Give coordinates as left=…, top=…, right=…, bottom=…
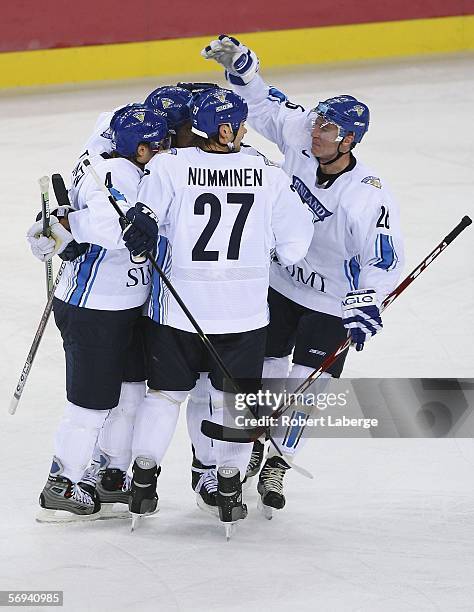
left=0, top=15, right=473, bottom=89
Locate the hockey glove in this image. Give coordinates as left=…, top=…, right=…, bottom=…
left=341, top=289, right=383, bottom=351
left=27, top=206, right=75, bottom=262
left=201, top=35, right=259, bottom=86
left=123, top=203, right=158, bottom=256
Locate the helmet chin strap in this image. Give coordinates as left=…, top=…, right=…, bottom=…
left=316, top=141, right=348, bottom=166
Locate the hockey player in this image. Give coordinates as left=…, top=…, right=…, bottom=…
left=124, top=88, right=314, bottom=535
left=202, top=35, right=405, bottom=514
left=27, top=107, right=169, bottom=520
left=67, top=87, right=199, bottom=509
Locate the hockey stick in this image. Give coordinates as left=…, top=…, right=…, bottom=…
left=39, top=176, right=54, bottom=295
left=81, top=159, right=313, bottom=476
left=8, top=174, right=71, bottom=415
left=201, top=215, right=473, bottom=442
left=9, top=263, right=66, bottom=415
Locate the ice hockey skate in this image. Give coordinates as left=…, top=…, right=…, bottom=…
left=96, top=468, right=132, bottom=519
left=129, top=456, right=160, bottom=531
left=216, top=467, right=247, bottom=540
left=37, top=457, right=101, bottom=523
left=243, top=439, right=265, bottom=489
left=257, top=455, right=291, bottom=520
left=192, top=457, right=218, bottom=516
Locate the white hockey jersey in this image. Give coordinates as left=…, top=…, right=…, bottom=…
left=138, top=146, right=314, bottom=333
left=232, top=76, right=405, bottom=316
left=55, top=156, right=151, bottom=310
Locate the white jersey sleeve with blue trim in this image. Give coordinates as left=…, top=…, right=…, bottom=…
left=55, top=157, right=151, bottom=311
left=232, top=75, right=312, bottom=155
left=346, top=177, right=404, bottom=301
left=68, top=158, right=138, bottom=248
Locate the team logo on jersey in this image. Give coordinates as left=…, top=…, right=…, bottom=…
left=161, top=98, right=174, bottom=109
left=353, top=105, right=366, bottom=117
left=292, top=176, right=333, bottom=222
left=133, top=111, right=146, bottom=122
left=361, top=176, right=382, bottom=189
left=215, top=92, right=227, bottom=103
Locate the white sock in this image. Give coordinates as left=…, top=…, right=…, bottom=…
left=263, top=355, right=291, bottom=379
left=210, top=387, right=252, bottom=480
left=269, top=365, right=332, bottom=460
left=131, top=389, right=187, bottom=467
left=54, top=402, right=109, bottom=483
left=186, top=373, right=216, bottom=466
left=97, top=381, right=145, bottom=471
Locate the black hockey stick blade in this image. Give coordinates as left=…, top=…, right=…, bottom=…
left=200, top=420, right=258, bottom=443
left=52, top=173, right=71, bottom=207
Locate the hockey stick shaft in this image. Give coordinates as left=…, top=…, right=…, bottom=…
left=9, top=262, right=66, bottom=415
left=9, top=174, right=72, bottom=415
left=201, top=215, right=472, bottom=441
left=39, top=176, right=54, bottom=295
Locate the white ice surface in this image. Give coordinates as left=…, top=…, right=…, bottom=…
left=0, top=54, right=473, bottom=612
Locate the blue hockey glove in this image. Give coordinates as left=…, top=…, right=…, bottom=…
left=123, top=203, right=158, bottom=256
left=341, top=289, right=382, bottom=351
left=201, top=35, right=259, bottom=86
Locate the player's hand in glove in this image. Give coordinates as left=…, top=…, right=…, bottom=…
left=27, top=206, right=75, bottom=262
left=201, top=35, right=259, bottom=85
left=341, top=289, right=382, bottom=351
left=122, top=203, right=158, bottom=256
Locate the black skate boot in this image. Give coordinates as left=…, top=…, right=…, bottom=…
left=243, top=439, right=265, bottom=486
left=257, top=455, right=291, bottom=519
left=129, top=456, right=160, bottom=531
left=97, top=468, right=131, bottom=519
left=37, top=457, right=101, bottom=523
left=216, top=467, right=247, bottom=540
left=192, top=457, right=218, bottom=516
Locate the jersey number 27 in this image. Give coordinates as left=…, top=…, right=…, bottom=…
left=192, top=192, right=254, bottom=261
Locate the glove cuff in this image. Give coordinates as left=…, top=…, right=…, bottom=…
left=342, top=289, right=378, bottom=310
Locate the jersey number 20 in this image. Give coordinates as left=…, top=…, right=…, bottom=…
left=192, top=193, right=254, bottom=261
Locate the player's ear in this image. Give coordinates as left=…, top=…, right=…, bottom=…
left=218, top=124, right=232, bottom=144
left=342, top=132, right=355, bottom=150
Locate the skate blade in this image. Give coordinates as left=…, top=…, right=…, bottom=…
left=130, top=506, right=160, bottom=532
left=286, top=460, right=313, bottom=480
left=36, top=507, right=101, bottom=524
left=196, top=494, right=219, bottom=517
left=99, top=503, right=131, bottom=520
left=257, top=497, right=273, bottom=520
left=224, top=522, right=237, bottom=541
